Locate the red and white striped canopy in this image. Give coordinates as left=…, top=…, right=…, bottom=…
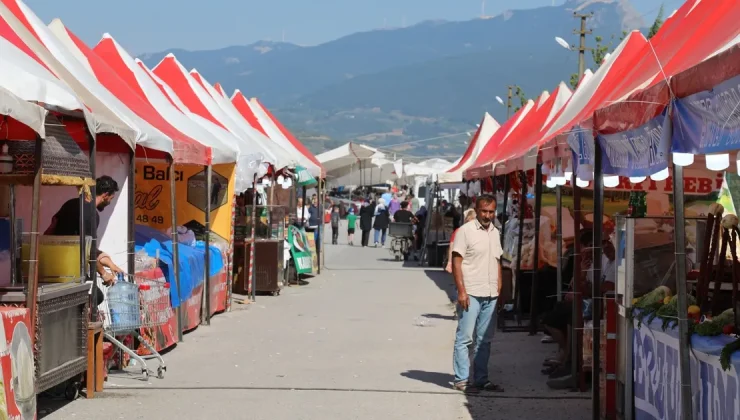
left=0, top=0, right=173, bottom=155
left=93, top=34, right=242, bottom=166
left=437, top=113, right=499, bottom=184
left=49, top=20, right=211, bottom=164
left=245, top=96, right=324, bottom=177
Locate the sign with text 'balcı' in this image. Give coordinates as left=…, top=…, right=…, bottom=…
left=134, top=161, right=235, bottom=242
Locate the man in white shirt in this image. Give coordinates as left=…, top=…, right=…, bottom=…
left=450, top=194, right=504, bottom=393
left=296, top=197, right=310, bottom=226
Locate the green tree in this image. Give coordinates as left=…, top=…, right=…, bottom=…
left=648, top=5, right=665, bottom=39
left=513, top=86, right=527, bottom=112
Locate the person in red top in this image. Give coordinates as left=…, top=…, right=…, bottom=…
left=446, top=208, right=477, bottom=273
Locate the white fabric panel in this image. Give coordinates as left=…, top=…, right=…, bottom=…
left=0, top=36, right=83, bottom=113
left=0, top=86, right=47, bottom=137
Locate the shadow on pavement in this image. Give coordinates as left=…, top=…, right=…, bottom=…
left=423, top=269, right=457, bottom=304
left=421, top=313, right=456, bottom=321
left=400, top=370, right=454, bottom=389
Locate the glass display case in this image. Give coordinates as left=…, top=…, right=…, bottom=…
left=614, top=215, right=705, bottom=419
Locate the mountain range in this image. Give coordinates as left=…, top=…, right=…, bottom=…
left=140, top=0, right=657, bottom=159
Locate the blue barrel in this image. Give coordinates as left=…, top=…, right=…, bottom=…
left=107, top=278, right=141, bottom=332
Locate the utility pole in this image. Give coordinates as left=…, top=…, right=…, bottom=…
left=506, top=86, right=513, bottom=118
left=573, top=12, right=593, bottom=78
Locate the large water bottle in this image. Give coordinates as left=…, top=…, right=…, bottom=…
left=107, top=275, right=140, bottom=332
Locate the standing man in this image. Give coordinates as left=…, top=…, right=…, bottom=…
left=450, top=194, right=504, bottom=393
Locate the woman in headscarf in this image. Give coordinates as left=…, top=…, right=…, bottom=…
left=373, top=198, right=391, bottom=247
left=359, top=200, right=375, bottom=247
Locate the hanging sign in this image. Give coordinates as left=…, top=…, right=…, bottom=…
left=597, top=111, right=671, bottom=177
left=134, top=161, right=235, bottom=242
left=672, top=74, right=740, bottom=155
left=295, top=166, right=317, bottom=187
left=287, top=225, right=313, bottom=274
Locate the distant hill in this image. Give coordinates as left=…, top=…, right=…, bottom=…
left=141, top=0, right=649, bottom=158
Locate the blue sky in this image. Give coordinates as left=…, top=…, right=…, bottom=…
left=25, top=0, right=665, bottom=54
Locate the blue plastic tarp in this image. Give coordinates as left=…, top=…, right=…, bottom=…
left=135, top=225, right=206, bottom=308
left=194, top=241, right=225, bottom=277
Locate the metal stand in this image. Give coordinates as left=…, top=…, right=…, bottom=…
left=88, top=135, right=99, bottom=321
left=169, top=160, right=183, bottom=342
left=513, top=171, right=527, bottom=327
left=556, top=184, right=563, bottom=301
left=592, top=143, right=604, bottom=419
left=529, top=164, right=542, bottom=335
left=671, top=163, right=694, bottom=419
left=202, top=164, right=212, bottom=325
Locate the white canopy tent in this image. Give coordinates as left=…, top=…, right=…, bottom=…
left=0, top=85, right=48, bottom=137
left=327, top=157, right=403, bottom=187
left=318, top=142, right=393, bottom=186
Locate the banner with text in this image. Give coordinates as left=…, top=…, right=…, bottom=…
left=633, top=321, right=740, bottom=420
left=134, top=161, right=235, bottom=242
left=597, top=111, right=670, bottom=177
left=672, top=74, right=740, bottom=155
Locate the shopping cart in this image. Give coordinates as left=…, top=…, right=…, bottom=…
left=103, top=274, right=170, bottom=380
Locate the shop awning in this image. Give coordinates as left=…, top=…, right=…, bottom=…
left=0, top=0, right=173, bottom=154
left=465, top=100, right=536, bottom=179
left=490, top=82, right=572, bottom=175
left=588, top=1, right=740, bottom=179
left=246, top=97, right=325, bottom=177
left=48, top=21, right=211, bottom=165
left=188, top=69, right=295, bottom=171
left=229, top=91, right=268, bottom=137
left=151, top=54, right=283, bottom=170
left=93, top=34, right=238, bottom=166
left=437, top=113, right=500, bottom=184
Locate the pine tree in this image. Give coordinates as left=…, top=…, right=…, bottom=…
left=648, top=5, right=665, bottom=40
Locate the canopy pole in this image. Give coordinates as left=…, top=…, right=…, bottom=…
left=250, top=174, right=258, bottom=302
left=26, top=136, right=43, bottom=344
left=202, top=164, right=212, bottom=325
left=514, top=171, right=527, bottom=326
left=501, top=175, right=510, bottom=241
left=672, top=162, right=694, bottom=419
left=571, top=171, right=584, bottom=390
left=169, top=159, right=183, bottom=342
left=127, top=150, right=135, bottom=281
left=529, top=164, right=543, bottom=335
left=556, top=182, right=563, bottom=301
left=318, top=178, right=324, bottom=274
left=592, top=140, right=604, bottom=420
left=88, top=134, right=99, bottom=321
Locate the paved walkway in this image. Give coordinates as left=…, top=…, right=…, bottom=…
left=41, top=228, right=590, bottom=419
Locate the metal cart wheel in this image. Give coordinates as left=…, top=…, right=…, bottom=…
left=157, top=366, right=166, bottom=379
left=64, top=381, right=80, bottom=401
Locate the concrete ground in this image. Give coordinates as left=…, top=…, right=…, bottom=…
left=40, top=227, right=591, bottom=420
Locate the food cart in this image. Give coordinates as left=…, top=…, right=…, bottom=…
left=0, top=115, right=94, bottom=397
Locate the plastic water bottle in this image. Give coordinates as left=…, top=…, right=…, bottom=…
left=107, top=275, right=140, bottom=331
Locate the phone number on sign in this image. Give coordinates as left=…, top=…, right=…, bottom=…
left=136, top=214, right=165, bottom=224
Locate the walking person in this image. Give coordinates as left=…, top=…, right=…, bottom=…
left=330, top=205, right=340, bottom=245
left=359, top=201, right=375, bottom=247
left=347, top=207, right=357, bottom=246
left=373, top=200, right=390, bottom=247
left=450, top=194, right=505, bottom=393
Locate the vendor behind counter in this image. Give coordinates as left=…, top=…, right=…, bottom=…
left=45, top=176, right=123, bottom=303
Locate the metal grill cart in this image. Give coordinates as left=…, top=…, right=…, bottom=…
left=233, top=205, right=286, bottom=296
left=0, top=115, right=94, bottom=395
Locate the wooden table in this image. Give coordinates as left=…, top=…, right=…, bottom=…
left=86, top=321, right=104, bottom=398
